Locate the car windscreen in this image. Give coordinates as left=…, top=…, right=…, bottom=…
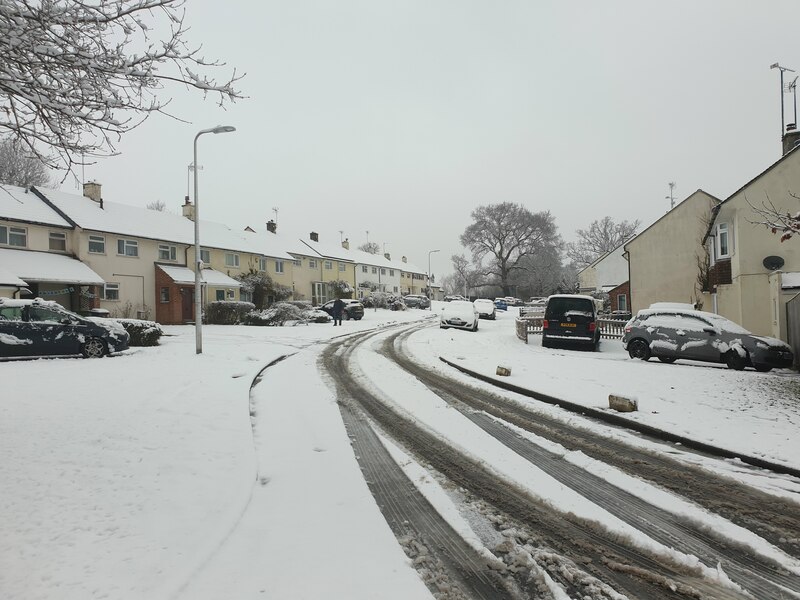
left=545, top=298, right=595, bottom=321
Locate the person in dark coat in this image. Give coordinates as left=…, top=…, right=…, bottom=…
left=332, top=297, right=345, bottom=326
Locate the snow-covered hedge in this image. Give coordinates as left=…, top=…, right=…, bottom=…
left=113, top=318, right=164, bottom=346
left=205, top=301, right=255, bottom=325
left=243, top=303, right=331, bottom=326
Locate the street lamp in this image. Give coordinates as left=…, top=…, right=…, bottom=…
left=194, top=125, right=236, bottom=354
left=427, top=249, right=440, bottom=306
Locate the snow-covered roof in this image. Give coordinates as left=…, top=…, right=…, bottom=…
left=782, top=272, right=800, bottom=289
left=0, top=264, right=27, bottom=286
left=0, top=247, right=105, bottom=285
left=34, top=187, right=293, bottom=259
left=301, top=238, right=354, bottom=262
left=157, top=265, right=241, bottom=287
left=0, top=184, right=72, bottom=227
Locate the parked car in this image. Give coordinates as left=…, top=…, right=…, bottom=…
left=402, top=294, right=431, bottom=309
left=473, top=298, right=496, bottom=320
left=444, top=295, right=467, bottom=302
left=0, top=298, right=129, bottom=359
left=440, top=300, right=479, bottom=331
left=541, top=294, right=600, bottom=350
left=319, top=299, right=365, bottom=320
left=493, top=299, right=508, bottom=311
left=622, top=308, right=794, bottom=372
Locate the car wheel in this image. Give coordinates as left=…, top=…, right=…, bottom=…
left=627, top=339, right=650, bottom=361
left=355, top=316, right=362, bottom=321
left=725, top=350, right=747, bottom=371
left=658, top=357, right=677, bottom=364
left=754, top=364, right=772, bottom=373
left=472, top=322, right=478, bottom=332
left=82, top=337, right=106, bottom=359
left=440, top=325, right=447, bottom=329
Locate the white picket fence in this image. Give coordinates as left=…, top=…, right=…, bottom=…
left=515, top=316, right=626, bottom=344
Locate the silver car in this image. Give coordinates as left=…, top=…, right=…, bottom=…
left=622, top=308, right=793, bottom=372
left=440, top=300, right=479, bottom=331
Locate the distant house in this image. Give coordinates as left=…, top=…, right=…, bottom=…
left=624, top=190, right=721, bottom=314
left=577, top=241, right=629, bottom=295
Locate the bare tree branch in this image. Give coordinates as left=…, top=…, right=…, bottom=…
left=566, top=216, right=640, bottom=269
left=747, top=191, right=800, bottom=242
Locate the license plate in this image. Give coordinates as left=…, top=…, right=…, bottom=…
left=560, top=322, right=576, bottom=327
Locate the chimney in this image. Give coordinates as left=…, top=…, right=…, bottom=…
left=267, top=220, right=277, bottom=234
left=310, top=232, right=319, bottom=242
left=783, top=126, right=800, bottom=155
left=182, top=196, right=195, bottom=221
left=384, top=252, right=391, bottom=260
left=342, top=238, right=350, bottom=250
left=402, top=256, right=407, bottom=263
left=83, top=181, right=103, bottom=208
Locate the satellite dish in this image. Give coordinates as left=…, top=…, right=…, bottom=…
left=763, top=255, right=785, bottom=270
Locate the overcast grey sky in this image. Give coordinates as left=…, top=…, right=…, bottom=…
left=65, top=1, right=800, bottom=278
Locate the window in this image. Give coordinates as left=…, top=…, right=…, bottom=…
left=29, top=306, right=64, bottom=323
left=293, top=259, right=302, bottom=267
left=393, top=286, right=398, bottom=293
left=200, top=249, right=211, bottom=264
left=618, top=294, right=627, bottom=312
left=258, top=257, right=267, bottom=272
left=389, top=269, right=395, bottom=276
left=158, top=244, right=177, bottom=261
left=0, top=306, right=23, bottom=321
left=240, top=290, right=253, bottom=303
left=227, top=289, right=235, bottom=299
left=371, top=267, right=377, bottom=274
left=715, top=223, right=730, bottom=259
left=88, top=235, right=105, bottom=254
left=275, top=260, right=284, bottom=273
left=325, top=261, right=332, bottom=270
left=117, top=239, right=138, bottom=257
left=225, top=253, right=240, bottom=268
left=380, top=268, right=386, bottom=275
left=0, top=225, right=27, bottom=247
left=338, top=262, right=345, bottom=272
left=102, top=283, right=120, bottom=301
left=49, top=231, right=67, bottom=252
left=216, top=289, right=225, bottom=301
left=160, top=287, right=170, bottom=303
left=309, top=259, right=317, bottom=269
left=361, top=265, right=368, bottom=273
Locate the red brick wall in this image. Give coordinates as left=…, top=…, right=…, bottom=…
left=154, top=266, right=191, bottom=325
left=708, top=259, right=732, bottom=289
left=608, top=280, right=630, bottom=312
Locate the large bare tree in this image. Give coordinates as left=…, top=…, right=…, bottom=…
left=358, top=242, right=381, bottom=254
left=0, top=0, right=244, bottom=171
left=460, top=202, right=559, bottom=296
left=0, top=137, right=50, bottom=187
left=566, top=216, right=640, bottom=269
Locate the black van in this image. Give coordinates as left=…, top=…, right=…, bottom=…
left=541, top=294, right=600, bottom=350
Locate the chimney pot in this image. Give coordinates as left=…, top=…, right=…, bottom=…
left=402, top=256, right=407, bottom=263
left=384, top=252, right=391, bottom=260
left=182, top=200, right=195, bottom=221
left=342, top=238, right=350, bottom=250
left=310, top=232, right=319, bottom=242
left=267, top=220, right=277, bottom=234
left=83, top=181, right=102, bottom=207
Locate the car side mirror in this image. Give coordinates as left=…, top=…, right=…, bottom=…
left=702, top=326, right=716, bottom=335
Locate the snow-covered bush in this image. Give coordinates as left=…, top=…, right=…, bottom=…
left=303, top=309, right=331, bottom=323
left=243, top=303, right=331, bottom=326
left=113, top=318, right=164, bottom=346
left=362, top=292, right=397, bottom=309
left=205, top=301, right=255, bottom=325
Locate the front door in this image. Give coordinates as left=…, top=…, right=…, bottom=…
left=181, top=287, right=194, bottom=323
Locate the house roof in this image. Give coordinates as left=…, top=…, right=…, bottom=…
left=703, top=144, right=800, bottom=242
left=300, top=238, right=354, bottom=262
left=157, top=265, right=241, bottom=287
left=782, top=272, right=800, bottom=289
left=0, top=247, right=105, bottom=285
left=0, top=264, right=27, bottom=287
left=33, top=187, right=293, bottom=259
left=0, top=184, right=72, bottom=228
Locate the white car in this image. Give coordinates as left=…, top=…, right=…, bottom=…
left=440, top=300, right=479, bottom=331
left=473, top=298, right=496, bottom=320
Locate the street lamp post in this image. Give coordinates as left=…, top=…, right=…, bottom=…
left=427, top=249, right=440, bottom=306
left=194, top=125, right=236, bottom=354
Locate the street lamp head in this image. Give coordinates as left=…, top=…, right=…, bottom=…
left=212, top=125, right=236, bottom=134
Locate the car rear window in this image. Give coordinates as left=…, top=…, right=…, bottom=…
left=545, top=297, right=595, bottom=320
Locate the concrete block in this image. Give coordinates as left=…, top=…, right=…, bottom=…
left=608, top=394, right=637, bottom=412
left=496, top=366, right=511, bottom=377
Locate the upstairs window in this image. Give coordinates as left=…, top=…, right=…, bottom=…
left=389, top=269, right=395, bottom=276
left=715, top=223, right=730, bottom=259
left=275, top=260, right=284, bottom=273
left=158, top=244, right=177, bottom=261
left=49, top=231, right=67, bottom=252
left=258, top=257, right=267, bottom=272
left=338, top=262, right=345, bottom=272
left=0, top=225, right=27, bottom=247
left=200, top=249, right=211, bottom=264
left=324, top=261, right=332, bottom=270
left=225, top=253, right=240, bottom=268
left=309, top=259, right=318, bottom=269
left=361, top=265, right=368, bottom=273
left=88, top=235, right=105, bottom=254
left=117, top=239, right=138, bottom=257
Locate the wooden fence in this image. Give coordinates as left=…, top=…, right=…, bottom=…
left=515, top=316, right=626, bottom=344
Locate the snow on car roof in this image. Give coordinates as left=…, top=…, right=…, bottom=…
left=648, top=302, right=696, bottom=310
left=548, top=294, right=596, bottom=301
left=635, top=308, right=751, bottom=334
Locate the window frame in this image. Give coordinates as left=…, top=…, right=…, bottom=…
left=200, top=249, right=211, bottom=264
left=324, top=261, right=333, bottom=270
left=160, top=287, right=170, bottom=303
left=158, top=244, right=177, bottom=261
left=224, top=252, right=240, bottom=268
left=618, top=294, right=627, bottom=312
left=49, top=231, right=67, bottom=252
left=88, top=234, right=105, bottom=254
left=117, top=238, right=139, bottom=257
left=258, top=257, right=268, bottom=272
left=102, top=282, right=120, bottom=301
left=715, top=222, right=730, bottom=259
left=308, top=259, right=317, bottom=269
left=0, top=224, right=27, bottom=247
left=338, top=262, right=346, bottom=272
left=275, top=260, right=284, bottom=273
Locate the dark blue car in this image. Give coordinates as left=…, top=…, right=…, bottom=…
left=0, top=298, right=129, bottom=359
left=494, top=299, right=508, bottom=311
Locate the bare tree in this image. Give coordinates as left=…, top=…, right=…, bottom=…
left=0, top=0, right=244, bottom=172
left=460, top=202, right=559, bottom=296
left=566, top=216, right=640, bottom=269
left=748, top=192, right=800, bottom=242
left=0, top=137, right=51, bottom=187
left=450, top=254, right=481, bottom=297
left=146, top=199, right=167, bottom=211
left=358, top=242, right=381, bottom=254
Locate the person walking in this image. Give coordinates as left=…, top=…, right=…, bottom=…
left=332, top=297, right=345, bottom=326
